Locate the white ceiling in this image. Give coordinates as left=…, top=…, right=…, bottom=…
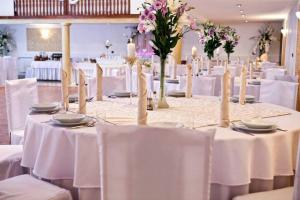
left=188, top=0, right=298, bottom=23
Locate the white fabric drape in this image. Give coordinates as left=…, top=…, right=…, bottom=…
left=96, top=124, right=215, bottom=200
left=192, top=76, right=216, bottom=96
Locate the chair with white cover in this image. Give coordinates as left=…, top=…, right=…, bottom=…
left=209, top=75, right=234, bottom=96
left=233, top=132, right=300, bottom=200
left=0, top=145, right=23, bottom=181
left=87, top=76, right=126, bottom=98
left=192, top=76, right=216, bottom=96
left=259, top=80, right=299, bottom=109
left=0, top=174, right=73, bottom=200
left=264, top=68, right=286, bottom=80
left=274, top=75, right=298, bottom=83
left=96, top=124, right=216, bottom=200
left=5, top=78, right=39, bottom=144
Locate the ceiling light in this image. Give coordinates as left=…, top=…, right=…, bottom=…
left=240, top=10, right=244, bottom=13
left=242, top=14, right=246, bottom=18
left=236, top=4, right=242, bottom=8
left=296, top=11, right=300, bottom=19
left=245, top=20, right=248, bottom=23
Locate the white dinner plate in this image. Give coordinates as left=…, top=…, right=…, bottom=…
left=149, top=122, right=184, bottom=128
left=53, top=113, right=86, bottom=123
left=31, top=103, right=58, bottom=111
left=232, top=122, right=277, bottom=134
left=241, top=119, right=276, bottom=129
left=51, top=117, right=91, bottom=127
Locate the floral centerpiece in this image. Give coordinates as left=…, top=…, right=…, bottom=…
left=219, top=26, right=240, bottom=63
left=199, top=21, right=222, bottom=60
left=0, top=29, right=15, bottom=57
left=137, top=0, right=196, bottom=108
left=251, top=25, right=276, bottom=59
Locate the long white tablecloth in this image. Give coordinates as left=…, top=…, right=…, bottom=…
left=26, top=61, right=62, bottom=81
left=21, top=97, right=300, bottom=200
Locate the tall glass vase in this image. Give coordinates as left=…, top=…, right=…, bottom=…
left=157, top=58, right=169, bottom=109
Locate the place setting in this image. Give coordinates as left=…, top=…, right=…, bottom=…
left=231, top=95, right=257, bottom=104
left=29, top=103, right=61, bottom=115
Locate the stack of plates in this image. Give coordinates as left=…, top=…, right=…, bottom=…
left=248, top=80, right=261, bottom=85
left=114, top=91, right=131, bottom=98
left=168, top=91, right=185, bottom=98
left=51, top=113, right=90, bottom=127
left=166, top=79, right=179, bottom=84
left=69, top=95, right=93, bottom=103
left=231, top=95, right=256, bottom=103
left=31, top=103, right=60, bottom=113
left=232, top=118, right=277, bottom=134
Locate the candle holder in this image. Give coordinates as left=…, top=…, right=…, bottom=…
left=125, top=56, right=137, bottom=104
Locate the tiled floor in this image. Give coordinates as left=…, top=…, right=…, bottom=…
left=0, top=83, right=78, bottom=144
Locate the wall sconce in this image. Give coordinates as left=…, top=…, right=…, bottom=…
left=281, top=28, right=288, bottom=36
left=296, top=11, right=300, bottom=19
left=40, top=28, right=50, bottom=40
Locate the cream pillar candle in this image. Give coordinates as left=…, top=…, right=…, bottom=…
left=62, top=23, right=71, bottom=85
left=239, top=65, right=247, bottom=105
left=137, top=62, right=148, bottom=125
left=219, top=69, right=230, bottom=127
left=96, top=64, right=103, bottom=101
left=127, top=40, right=136, bottom=58
left=192, top=46, right=197, bottom=58
left=78, top=69, right=87, bottom=114
left=186, top=64, right=193, bottom=98
left=61, top=68, right=69, bottom=111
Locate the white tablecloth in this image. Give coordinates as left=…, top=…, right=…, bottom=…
left=0, top=56, right=18, bottom=85
left=26, top=61, right=62, bottom=81
left=21, top=97, right=300, bottom=200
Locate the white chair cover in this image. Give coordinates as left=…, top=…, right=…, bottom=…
left=96, top=124, right=215, bottom=200
left=260, top=62, right=277, bottom=70
left=208, top=75, right=235, bottom=96
left=264, top=68, right=286, bottom=80
left=192, top=76, right=216, bottom=96
left=275, top=75, right=298, bottom=83
left=0, top=175, right=73, bottom=200
left=87, top=76, right=126, bottom=97
left=129, top=71, right=153, bottom=93
left=3, top=56, right=18, bottom=80
left=0, top=145, right=23, bottom=181
left=5, top=78, right=38, bottom=144
left=294, top=136, right=300, bottom=200
left=259, top=80, right=299, bottom=109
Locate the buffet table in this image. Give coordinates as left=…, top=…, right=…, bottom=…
left=21, top=96, right=300, bottom=200
left=26, top=61, right=62, bottom=81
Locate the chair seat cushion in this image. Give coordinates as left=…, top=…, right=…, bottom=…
left=0, top=145, right=23, bottom=180
left=0, top=175, right=72, bottom=200
left=233, top=187, right=293, bottom=200
left=11, top=130, right=24, bottom=145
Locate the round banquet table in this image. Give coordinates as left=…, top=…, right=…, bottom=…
left=21, top=96, right=300, bottom=200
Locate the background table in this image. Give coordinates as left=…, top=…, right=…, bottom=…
left=22, top=97, right=300, bottom=200
left=26, top=61, right=61, bottom=81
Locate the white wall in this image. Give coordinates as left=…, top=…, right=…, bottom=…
left=0, top=23, right=136, bottom=58
left=182, top=21, right=283, bottom=63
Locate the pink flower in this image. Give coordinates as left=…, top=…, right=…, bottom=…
left=139, top=14, right=146, bottom=21
left=148, top=12, right=156, bottom=21
left=144, top=9, right=150, bottom=16
left=153, top=1, right=162, bottom=10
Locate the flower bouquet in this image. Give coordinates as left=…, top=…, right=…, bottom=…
left=199, top=21, right=222, bottom=60
left=219, top=26, right=240, bottom=63
left=137, top=0, right=196, bottom=108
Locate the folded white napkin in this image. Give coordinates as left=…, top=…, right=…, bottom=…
left=61, top=68, right=69, bottom=111
left=96, top=64, right=103, bottom=101
left=186, top=64, right=192, bottom=98
left=137, top=62, right=147, bottom=125
left=78, top=69, right=86, bottom=114
left=219, top=69, right=230, bottom=127
left=239, top=65, right=247, bottom=105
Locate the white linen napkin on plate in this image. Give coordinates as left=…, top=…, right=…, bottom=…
left=79, top=69, right=86, bottom=114
left=219, top=69, right=230, bottom=127
left=186, top=63, right=192, bottom=98
left=61, top=68, right=69, bottom=111
left=96, top=64, right=103, bottom=101
left=239, top=65, right=247, bottom=105
left=137, top=62, right=147, bottom=125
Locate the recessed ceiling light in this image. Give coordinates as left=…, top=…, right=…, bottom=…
left=240, top=10, right=244, bottom=13
left=245, top=20, right=249, bottom=23
left=236, top=4, right=242, bottom=8
left=242, top=14, right=246, bottom=18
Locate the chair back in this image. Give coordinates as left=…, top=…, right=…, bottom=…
left=5, top=78, right=38, bottom=131
left=259, top=80, right=298, bottom=109
left=264, top=68, right=286, bottom=80
left=274, top=75, right=298, bottom=83
left=96, top=124, right=215, bottom=200
left=192, top=76, right=216, bottom=96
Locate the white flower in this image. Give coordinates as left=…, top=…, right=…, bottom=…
left=178, top=12, right=190, bottom=30
left=168, top=0, right=181, bottom=12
